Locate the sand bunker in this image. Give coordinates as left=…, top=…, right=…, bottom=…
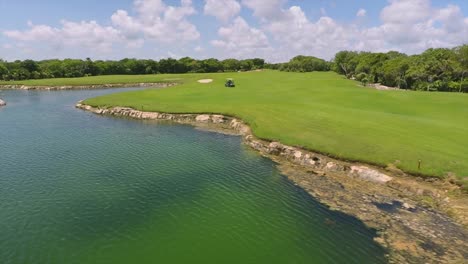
left=197, top=79, right=213, bottom=84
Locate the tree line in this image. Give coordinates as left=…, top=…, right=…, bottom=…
left=265, top=55, right=331, bottom=72
left=266, top=45, right=468, bottom=92
left=0, top=57, right=265, bottom=81
left=332, top=45, right=468, bottom=92
left=1, top=44, right=467, bottom=92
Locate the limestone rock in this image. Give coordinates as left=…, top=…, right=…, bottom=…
left=249, top=140, right=263, bottom=150
left=238, top=125, right=250, bottom=135
left=141, top=112, right=160, bottom=119
left=230, top=120, right=250, bottom=135
left=402, top=202, right=415, bottom=210
left=325, top=162, right=339, bottom=171
left=195, top=114, right=210, bottom=122
left=211, top=115, right=225, bottom=123
left=267, top=142, right=283, bottom=155
left=350, top=166, right=393, bottom=184
left=294, top=151, right=303, bottom=159
left=230, top=119, right=240, bottom=128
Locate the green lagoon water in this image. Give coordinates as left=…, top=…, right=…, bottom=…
left=0, top=89, right=386, bottom=263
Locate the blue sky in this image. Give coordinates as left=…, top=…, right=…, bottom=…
left=0, top=0, right=467, bottom=62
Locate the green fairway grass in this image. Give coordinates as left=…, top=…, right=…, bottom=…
left=0, top=74, right=194, bottom=86
left=28, top=71, right=468, bottom=185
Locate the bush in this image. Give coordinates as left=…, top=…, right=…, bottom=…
left=460, top=80, right=468, bottom=93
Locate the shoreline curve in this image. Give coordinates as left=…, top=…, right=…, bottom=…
left=0, top=82, right=178, bottom=91
left=76, top=102, right=468, bottom=263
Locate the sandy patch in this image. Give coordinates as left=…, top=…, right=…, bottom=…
left=197, top=79, right=213, bottom=84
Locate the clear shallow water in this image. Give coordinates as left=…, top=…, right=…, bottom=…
left=0, top=89, right=386, bottom=264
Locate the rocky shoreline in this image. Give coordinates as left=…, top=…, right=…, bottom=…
left=0, top=82, right=178, bottom=90
left=76, top=103, right=468, bottom=263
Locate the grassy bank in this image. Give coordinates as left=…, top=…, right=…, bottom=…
left=56, top=71, right=468, bottom=185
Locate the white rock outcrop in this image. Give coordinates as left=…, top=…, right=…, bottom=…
left=349, top=166, right=393, bottom=184
left=195, top=115, right=210, bottom=122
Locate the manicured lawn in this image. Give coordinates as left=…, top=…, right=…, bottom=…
left=80, top=71, right=466, bottom=185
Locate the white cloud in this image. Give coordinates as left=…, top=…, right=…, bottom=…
left=4, top=20, right=121, bottom=53
left=2, top=0, right=468, bottom=61
left=3, top=0, right=200, bottom=57
left=204, top=0, right=241, bottom=22
left=4, top=21, right=58, bottom=42
left=238, top=0, right=468, bottom=61
left=239, top=4, right=359, bottom=60
left=356, top=8, right=366, bottom=17
left=241, top=0, right=286, bottom=20
left=211, top=16, right=272, bottom=58
left=381, top=0, right=431, bottom=24
left=112, top=0, right=199, bottom=43
left=111, top=10, right=141, bottom=40
left=358, top=0, right=468, bottom=54
left=61, top=20, right=122, bottom=51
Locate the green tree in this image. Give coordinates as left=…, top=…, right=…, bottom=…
left=20, top=59, right=39, bottom=73
left=381, top=57, right=409, bottom=88
left=201, top=58, right=222, bottom=73
left=0, top=60, right=9, bottom=79
left=222, top=59, right=241, bottom=72
left=333, top=51, right=358, bottom=77
left=453, top=45, right=468, bottom=92
left=251, top=58, right=265, bottom=69
left=281, top=56, right=329, bottom=72
left=84, top=58, right=100, bottom=76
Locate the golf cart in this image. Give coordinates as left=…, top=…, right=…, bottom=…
left=225, top=78, right=235, bottom=88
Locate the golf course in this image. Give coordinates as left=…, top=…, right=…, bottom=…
left=6, top=70, right=466, bottom=186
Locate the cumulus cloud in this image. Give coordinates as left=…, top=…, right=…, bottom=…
left=356, top=8, right=366, bottom=17
left=4, top=21, right=58, bottom=42
left=241, top=0, right=286, bottom=20
left=2, top=0, right=468, bottom=61
left=211, top=17, right=272, bottom=58
left=381, top=0, right=431, bottom=24
left=358, top=0, right=468, bottom=54
left=112, top=0, right=199, bottom=44
left=239, top=3, right=359, bottom=60
left=204, top=0, right=241, bottom=22
left=3, top=0, right=199, bottom=56
left=4, top=20, right=122, bottom=53
left=238, top=0, right=468, bottom=60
